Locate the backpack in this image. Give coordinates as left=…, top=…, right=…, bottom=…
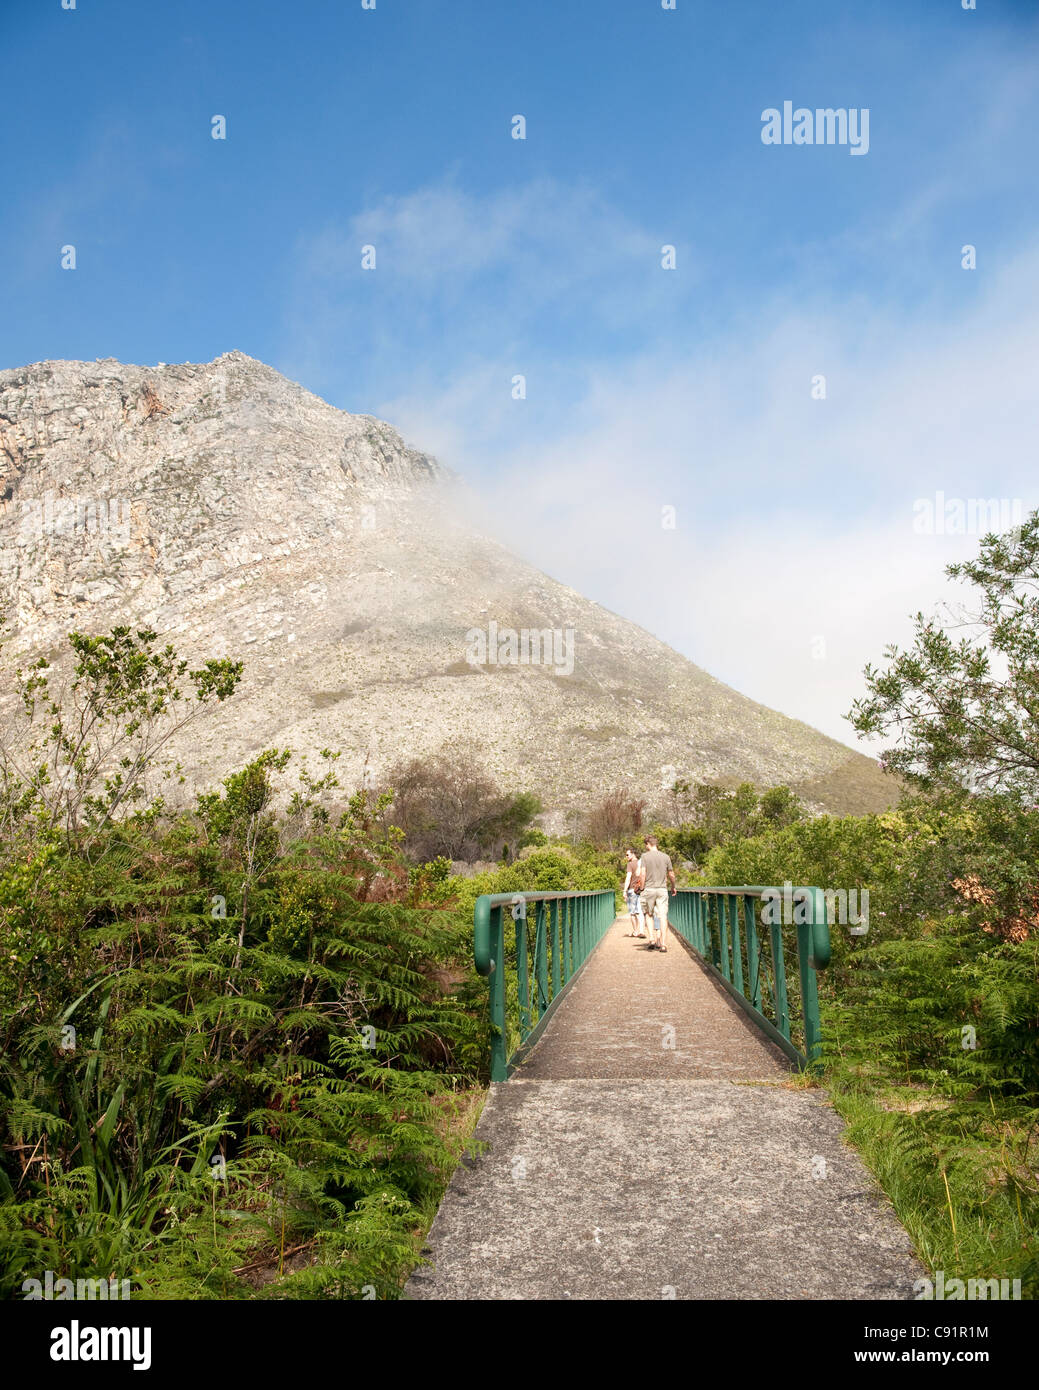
left=632, top=860, right=646, bottom=893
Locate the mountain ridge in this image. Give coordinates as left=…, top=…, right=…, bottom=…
left=0, top=352, right=895, bottom=827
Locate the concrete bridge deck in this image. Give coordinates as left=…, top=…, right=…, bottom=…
left=405, top=918, right=924, bottom=1301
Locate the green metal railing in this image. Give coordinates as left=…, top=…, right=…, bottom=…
left=474, top=890, right=616, bottom=1081
left=669, top=886, right=831, bottom=1068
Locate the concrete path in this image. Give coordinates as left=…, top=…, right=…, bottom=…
left=406, top=919, right=924, bottom=1301
left=515, top=913, right=788, bottom=1081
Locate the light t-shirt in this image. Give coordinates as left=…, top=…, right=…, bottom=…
left=641, top=849, right=673, bottom=890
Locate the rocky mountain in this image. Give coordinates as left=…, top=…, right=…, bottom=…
left=0, top=352, right=895, bottom=830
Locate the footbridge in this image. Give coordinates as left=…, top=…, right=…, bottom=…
left=406, top=888, right=923, bottom=1301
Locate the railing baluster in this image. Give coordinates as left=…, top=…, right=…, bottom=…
left=535, top=901, right=548, bottom=1017
left=517, top=903, right=531, bottom=1039
left=769, top=903, right=792, bottom=1044
left=728, top=894, right=744, bottom=996
left=565, top=898, right=574, bottom=981
left=706, top=894, right=714, bottom=962
left=797, top=887, right=828, bottom=1065
left=718, top=893, right=731, bottom=982
left=488, top=904, right=507, bottom=1082
left=744, top=894, right=762, bottom=1012
left=709, top=895, right=717, bottom=956
left=550, top=899, right=561, bottom=998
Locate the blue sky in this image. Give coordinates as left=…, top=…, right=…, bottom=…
left=4, top=0, right=1039, bottom=745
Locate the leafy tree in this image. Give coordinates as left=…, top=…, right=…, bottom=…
left=758, top=784, right=805, bottom=829
left=0, top=627, right=241, bottom=848
left=654, top=781, right=804, bottom=867
left=654, top=822, right=709, bottom=868
left=848, top=510, right=1039, bottom=794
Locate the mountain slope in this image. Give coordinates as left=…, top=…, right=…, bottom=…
left=0, top=352, right=895, bottom=825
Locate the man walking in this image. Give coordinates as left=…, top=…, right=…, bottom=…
left=641, top=835, right=676, bottom=951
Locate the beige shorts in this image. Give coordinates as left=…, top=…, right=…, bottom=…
left=642, top=888, right=669, bottom=921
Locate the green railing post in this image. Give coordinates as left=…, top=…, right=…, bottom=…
left=516, top=898, right=531, bottom=1037
left=561, top=898, right=569, bottom=982
left=718, top=894, right=731, bottom=982
left=768, top=900, right=792, bottom=1044
left=706, top=894, right=714, bottom=962
left=550, top=899, right=561, bottom=996
left=796, top=887, right=829, bottom=1065
left=743, top=894, right=762, bottom=1012
left=728, top=894, right=744, bottom=995
left=535, top=901, right=549, bottom=1016
left=476, top=901, right=507, bottom=1083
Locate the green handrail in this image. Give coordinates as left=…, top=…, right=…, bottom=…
left=669, top=886, right=830, bottom=1068
left=474, top=889, right=616, bottom=1081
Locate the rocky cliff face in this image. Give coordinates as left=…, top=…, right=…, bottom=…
left=0, top=352, right=893, bottom=826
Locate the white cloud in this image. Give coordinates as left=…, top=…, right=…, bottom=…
left=279, top=169, right=1039, bottom=751
left=377, top=236, right=1039, bottom=749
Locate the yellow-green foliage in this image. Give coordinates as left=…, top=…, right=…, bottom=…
left=448, top=845, right=619, bottom=921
